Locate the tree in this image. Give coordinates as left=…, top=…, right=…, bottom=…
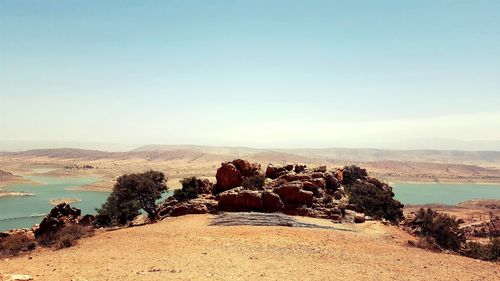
left=97, top=170, right=168, bottom=224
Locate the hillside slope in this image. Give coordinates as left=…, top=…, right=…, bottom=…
left=1, top=215, right=498, bottom=281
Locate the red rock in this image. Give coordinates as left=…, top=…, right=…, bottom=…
left=265, top=164, right=289, bottom=179
left=333, top=190, right=343, bottom=200
left=354, top=214, right=366, bottom=223
left=217, top=187, right=262, bottom=211
left=232, top=159, right=261, bottom=178
left=294, top=164, right=307, bottom=173
left=169, top=202, right=209, bottom=217
left=261, top=191, right=284, bottom=212
left=273, top=182, right=313, bottom=206
left=197, top=178, right=214, bottom=194
left=215, top=162, right=242, bottom=193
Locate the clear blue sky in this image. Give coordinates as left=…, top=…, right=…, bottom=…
left=1, top=1, right=499, bottom=150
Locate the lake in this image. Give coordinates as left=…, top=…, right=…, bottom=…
left=0, top=175, right=109, bottom=232
left=393, top=183, right=500, bottom=205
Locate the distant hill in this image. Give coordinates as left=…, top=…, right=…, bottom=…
left=2, top=146, right=500, bottom=166
left=134, top=145, right=500, bottom=166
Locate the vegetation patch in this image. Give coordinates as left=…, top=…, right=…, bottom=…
left=173, top=177, right=200, bottom=201
left=37, top=224, right=94, bottom=249
left=0, top=233, right=36, bottom=257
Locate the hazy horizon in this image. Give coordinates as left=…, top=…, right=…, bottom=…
left=1, top=1, right=499, bottom=151
left=2, top=139, right=500, bottom=152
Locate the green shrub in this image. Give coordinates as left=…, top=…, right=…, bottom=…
left=347, top=181, right=404, bottom=223
left=97, top=170, right=168, bottom=224
left=464, top=238, right=500, bottom=261
left=37, top=224, right=93, bottom=249
left=173, top=177, right=199, bottom=201
left=415, top=208, right=465, bottom=251
left=0, top=233, right=36, bottom=257
left=342, top=165, right=368, bottom=185
left=241, top=174, right=266, bottom=190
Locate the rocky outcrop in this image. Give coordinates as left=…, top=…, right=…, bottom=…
left=33, top=203, right=92, bottom=238
left=158, top=161, right=386, bottom=224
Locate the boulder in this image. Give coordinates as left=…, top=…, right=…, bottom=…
left=310, top=172, right=324, bottom=179
left=170, top=201, right=209, bottom=217
left=284, top=164, right=294, bottom=171
left=130, top=215, right=150, bottom=226
left=265, top=164, right=289, bottom=179
left=273, top=182, right=313, bottom=206
left=215, top=162, right=242, bottom=193
left=261, top=191, right=284, bottom=212
left=294, top=164, right=306, bottom=173
left=354, top=214, right=366, bottom=223
left=313, top=166, right=327, bottom=173
left=345, top=204, right=365, bottom=213
left=49, top=203, right=81, bottom=220
left=35, top=216, right=65, bottom=237
left=325, top=171, right=340, bottom=190
left=276, top=173, right=312, bottom=184
left=335, top=170, right=343, bottom=182
left=333, top=190, right=343, bottom=200
left=190, top=197, right=219, bottom=213
left=232, top=159, right=261, bottom=178
left=218, top=187, right=262, bottom=211
left=79, top=214, right=96, bottom=226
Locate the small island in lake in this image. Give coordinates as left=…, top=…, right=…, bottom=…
left=49, top=198, right=82, bottom=206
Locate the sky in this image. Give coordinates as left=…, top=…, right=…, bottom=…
left=1, top=0, right=499, bottom=151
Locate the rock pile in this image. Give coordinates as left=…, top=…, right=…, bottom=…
left=33, top=203, right=95, bottom=238
left=158, top=159, right=372, bottom=223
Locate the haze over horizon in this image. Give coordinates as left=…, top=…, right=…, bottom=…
left=1, top=1, right=499, bottom=151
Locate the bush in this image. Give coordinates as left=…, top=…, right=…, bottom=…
left=0, top=233, right=36, bottom=257
left=464, top=238, right=500, bottom=261
left=342, top=165, right=368, bottom=185
left=347, top=181, right=404, bottom=223
left=415, top=208, right=465, bottom=251
left=173, top=177, right=200, bottom=201
left=241, top=174, right=266, bottom=190
left=407, top=237, right=441, bottom=252
left=37, top=224, right=93, bottom=249
left=97, top=170, right=168, bottom=224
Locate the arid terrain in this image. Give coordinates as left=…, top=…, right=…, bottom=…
left=1, top=146, right=500, bottom=192
left=1, top=214, right=499, bottom=281
left=1, top=147, right=499, bottom=280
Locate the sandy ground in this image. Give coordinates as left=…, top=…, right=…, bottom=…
left=1, top=215, right=498, bottom=281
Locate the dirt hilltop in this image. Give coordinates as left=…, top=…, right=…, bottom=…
left=1, top=215, right=498, bottom=281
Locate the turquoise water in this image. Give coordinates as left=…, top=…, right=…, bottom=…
left=0, top=175, right=109, bottom=232
left=393, top=183, right=500, bottom=205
